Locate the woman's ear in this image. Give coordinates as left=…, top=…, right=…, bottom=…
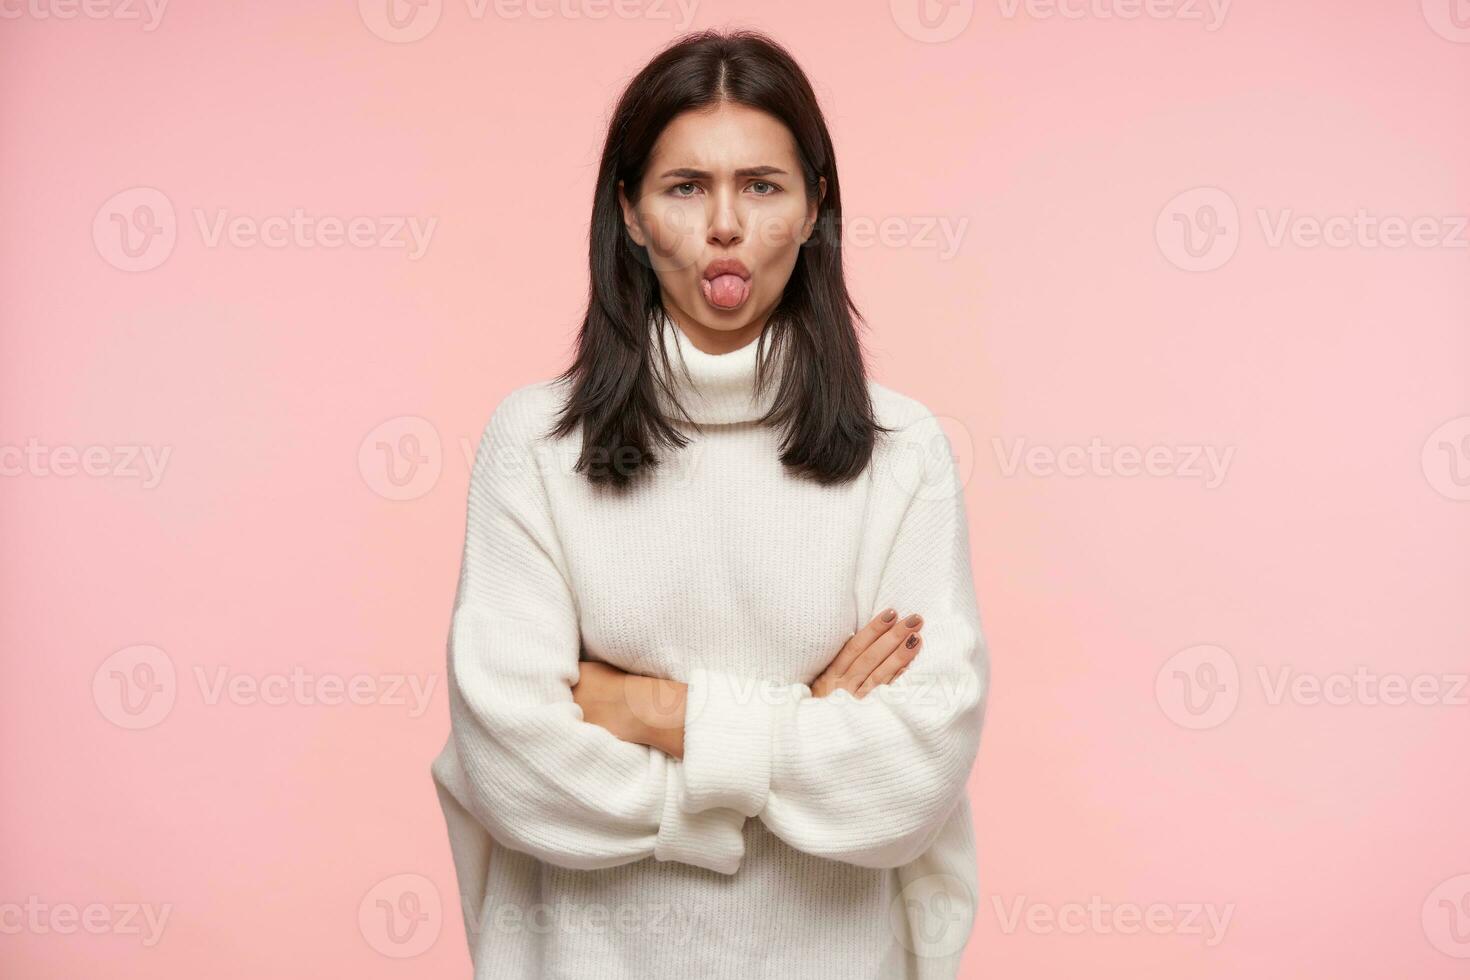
left=802, top=176, right=827, bottom=244
left=617, top=179, right=647, bottom=248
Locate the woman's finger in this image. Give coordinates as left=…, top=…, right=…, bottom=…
left=856, top=632, right=921, bottom=698
left=824, top=607, right=898, bottom=679
left=843, top=612, right=922, bottom=693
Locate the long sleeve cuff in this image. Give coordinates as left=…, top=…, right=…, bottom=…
left=652, top=756, right=746, bottom=874
left=681, top=667, right=808, bottom=816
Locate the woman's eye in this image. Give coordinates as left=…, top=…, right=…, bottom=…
left=669, top=181, right=779, bottom=198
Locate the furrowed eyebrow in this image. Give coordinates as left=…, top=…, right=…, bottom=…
left=657, top=166, right=788, bottom=179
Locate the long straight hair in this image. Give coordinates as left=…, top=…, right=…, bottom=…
left=547, top=29, right=885, bottom=490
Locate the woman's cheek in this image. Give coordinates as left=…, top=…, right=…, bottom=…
left=648, top=204, right=704, bottom=257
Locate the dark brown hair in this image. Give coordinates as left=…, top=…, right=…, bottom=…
left=548, top=28, right=885, bottom=489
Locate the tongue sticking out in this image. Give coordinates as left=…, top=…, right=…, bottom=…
left=702, top=273, right=750, bottom=310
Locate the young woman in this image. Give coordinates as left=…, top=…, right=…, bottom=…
left=430, top=29, right=989, bottom=979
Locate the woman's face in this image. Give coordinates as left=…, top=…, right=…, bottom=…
left=618, top=102, right=825, bottom=350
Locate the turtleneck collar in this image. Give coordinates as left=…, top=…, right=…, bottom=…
left=649, top=307, right=784, bottom=425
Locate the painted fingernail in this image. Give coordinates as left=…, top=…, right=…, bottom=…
left=905, top=634, right=919, bottom=649
left=880, top=608, right=896, bottom=622
left=903, top=613, right=921, bottom=628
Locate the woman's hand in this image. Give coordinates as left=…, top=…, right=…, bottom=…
left=572, top=658, right=686, bottom=758
left=811, top=608, right=923, bottom=699
left=571, top=660, right=641, bottom=742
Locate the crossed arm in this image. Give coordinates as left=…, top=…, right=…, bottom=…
left=430, top=395, right=989, bottom=876
left=572, top=606, right=928, bottom=760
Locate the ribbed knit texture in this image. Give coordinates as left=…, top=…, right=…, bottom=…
left=430, top=309, right=990, bottom=979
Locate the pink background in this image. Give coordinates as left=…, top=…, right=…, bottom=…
left=3, top=1, right=1468, bottom=977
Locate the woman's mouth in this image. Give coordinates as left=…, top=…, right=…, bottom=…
left=701, top=273, right=751, bottom=310
left=700, top=258, right=752, bottom=311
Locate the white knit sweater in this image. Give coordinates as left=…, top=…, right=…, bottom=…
left=430, top=309, right=990, bottom=979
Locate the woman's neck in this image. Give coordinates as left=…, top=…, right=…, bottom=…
left=649, top=307, right=784, bottom=426
left=661, top=304, right=770, bottom=356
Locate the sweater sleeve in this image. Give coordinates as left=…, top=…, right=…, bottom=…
left=678, top=411, right=989, bottom=869
left=430, top=389, right=750, bottom=875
